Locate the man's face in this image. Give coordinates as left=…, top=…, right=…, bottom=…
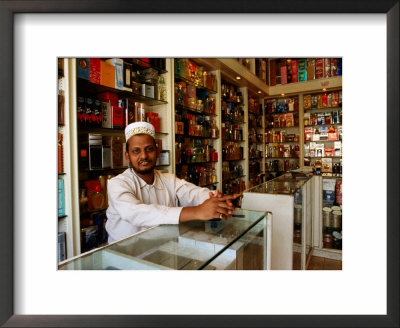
left=125, top=134, right=157, bottom=175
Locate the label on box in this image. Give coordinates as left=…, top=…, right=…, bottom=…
left=77, top=58, right=90, bottom=80
left=101, top=102, right=112, bottom=128
left=111, top=106, right=124, bottom=128
left=106, top=58, right=124, bottom=90
left=89, top=58, right=101, bottom=84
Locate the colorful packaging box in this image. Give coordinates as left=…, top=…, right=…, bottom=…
left=269, top=60, right=276, bottom=86
left=77, top=58, right=90, bottom=80
left=58, top=178, right=65, bottom=217
left=100, top=60, right=115, bottom=88
left=106, top=58, right=124, bottom=90
left=315, top=58, right=324, bottom=79
left=291, top=59, right=298, bottom=83
left=111, top=106, right=124, bottom=128
left=89, top=58, right=101, bottom=84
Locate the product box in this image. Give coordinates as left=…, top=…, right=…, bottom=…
left=81, top=225, right=98, bottom=253
left=124, top=98, right=136, bottom=125
left=306, top=58, right=315, bottom=80
left=280, top=63, right=287, bottom=85
left=319, top=126, right=328, bottom=140
left=286, top=59, right=292, bottom=83
left=187, top=85, right=196, bottom=98
left=337, top=58, right=342, bottom=76
left=58, top=178, right=65, bottom=217
left=111, top=136, right=124, bottom=168
left=324, top=58, right=331, bottom=78
left=106, top=58, right=124, bottom=90
left=58, top=133, right=64, bottom=173
left=77, top=58, right=90, bottom=80
left=269, top=60, right=276, bottom=86
left=91, top=99, right=102, bottom=128
left=303, top=94, right=312, bottom=110
left=93, top=213, right=108, bottom=245
left=89, top=58, right=101, bottom=84
left=111, top=105, right=124, bottom=128
left=324, top=147, right=335, bottom=157
left=315, top=58, right=324, bottom=79
left=102, top=145, right=111, bottom=168
left=312, top=130, right=320, bottom=141
left=78, top=134, right=89, bottom=170
left=304, top=144, right=310, bottom=157
left=101, top=102, right=112, bottom=128
left=175, top=121, right=184, bottom=134
left=156, top=150, right=170, bottom=166
left=297, top=59, right=307, bottom=82
left=328, top=129, right=338, bottom=140
left=84, top=97, right=94, bottom=127
left=321, top=158, right=332, bottom=173
left=315, top=143, right=325, bottom=157
left=285, top=113, right=294, bottom=127
left=77, top=95, right=85, bottom=127
left=58, top=232, right=66, bottom=262
left=89, top=134, right=103, bottom=170
left=98, top=91, right=118, bottom=106
left=291, top=59, right=298, bottom=83
left=123, top=61, right=132, bottom=91
left=304, top=127, right=313, bottom=141
left=322, top=179, right=336, bottom=205
left=100, top=60, right=115, bottom=88
left=145, top=84, right=155, bottom=98
left=331, top=58, right=338, bottom=76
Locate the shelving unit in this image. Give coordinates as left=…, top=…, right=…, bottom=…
left=248, top=94, right=265, bottom=188
left=264, top=94, right=301, bottom=181
left=173, top=59, right=220, bottom=190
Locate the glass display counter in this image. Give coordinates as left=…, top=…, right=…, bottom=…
left=59, top=209, right=272, bottom=270
left=241, top=173, right=316, bottom=270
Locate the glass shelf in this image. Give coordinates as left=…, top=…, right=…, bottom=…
left=223, top=158, right=245, bottom=162
left=267, top=126, right=299, bottom=130
left=175, top=104, right=217, bottom=116
left=77, top=78, right=168, bottom=107
left=175, top=75, right=217, bottom=94
left=78, top=127, right=124, bottom=135
left=176, top=134, right=218, bottom=140
left=266, top=111, right=299, bottom=116
left=124, top=58, right=168, bottom=74
left=305, top=156, right=342, bottom=159
left=266, top=141, right=299, bottom=144
left=176, top=161, right=218, bottom=166
left=305, top=106, right=342, bottom=113
left=305, top=123, right=342, bottom=127
left=58, top=215, right=67, bottom=219
left=82, top=167, right=128, bottom=172
left=265, top=157, right=300, bottom=159
left=223, top=118, right=245, bottom=124
left=304, top=139, right=341, bottom=143
left=223, top=175, right=246, bottom=182
left=58, top=172, right=66, bottom=175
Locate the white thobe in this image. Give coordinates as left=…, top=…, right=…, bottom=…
left=105, top=168, right=211, bottom=242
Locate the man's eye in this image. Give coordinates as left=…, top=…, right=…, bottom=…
left=132, top=149, right=140, bottom=154
left=146, top=147, right=155, bottom=152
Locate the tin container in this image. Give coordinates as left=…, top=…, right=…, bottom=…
left=323, top=207, right=333, bottom=227
left=332, top=231, right=342, bottom=250
left=332, top=210, right=342, bottom=229
left=294, top=205, right=302, bottom=226
left=323, top=234, right=333, bottom=249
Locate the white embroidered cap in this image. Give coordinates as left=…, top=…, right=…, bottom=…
left=125, top=121, right=155, bottom=142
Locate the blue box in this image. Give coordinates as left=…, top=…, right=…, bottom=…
left=323, top=190, right=335, bottom=205
left=58, top=178, right=65, bottom=217
left=77, top=58, right=90, bottom=80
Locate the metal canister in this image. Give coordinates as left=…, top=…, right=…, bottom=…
left=332, top=231, right=342, bottom=250
left=332, top=210, right=342, bottom=229
left=331, top=206, right=341, bottom=211
left=294, top=205, right=302, bottom=226
left=323, top=207, right=333, bottom=227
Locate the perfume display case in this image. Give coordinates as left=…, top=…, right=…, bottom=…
left=59, top=209, right=272, bottom=270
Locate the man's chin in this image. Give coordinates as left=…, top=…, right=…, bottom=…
left=133, top=166, right=155, bottom=175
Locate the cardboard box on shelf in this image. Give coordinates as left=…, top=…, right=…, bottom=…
left=100, top=60, right=115, bottom=88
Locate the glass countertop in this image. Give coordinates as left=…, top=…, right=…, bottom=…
left=244, top=173, right=313, bottom=195
left=59, top=209, right=267, bottom=270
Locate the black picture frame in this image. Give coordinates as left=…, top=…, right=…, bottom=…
left=0, top=1, right=398, bottom=327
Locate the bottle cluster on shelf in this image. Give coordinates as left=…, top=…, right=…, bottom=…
left=248, top=160, right=264, bottom=187
left=266, top=143, right=300, bottom=158
left=222, top=142, right=244, bottom=161
left=175, top=139, right=218, bottom=165
left=176, top=164, right=218, bottom=188
left=265, top=159, right=300, bottom=174
left=268, top=58, right=342, bottom=86
left=222, top=178, right=246, bottom=196
left=303, top=90, right=342, bottom=110
left=175, top=112, right=219, bottom=138
left=222, top=162, right=244, bottom=181
left=175, top=58, right=217, bottom=91
left=221, top=121, right=243, bottom=142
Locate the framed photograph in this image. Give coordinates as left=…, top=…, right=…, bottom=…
left=0, top=1, right=398, bottom=327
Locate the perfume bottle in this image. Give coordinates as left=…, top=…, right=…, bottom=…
left=91, top=185, right=105, bottom=210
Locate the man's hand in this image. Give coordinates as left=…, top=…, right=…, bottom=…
left=179, top=191, right=237, bottom=222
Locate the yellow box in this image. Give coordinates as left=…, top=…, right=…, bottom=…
left=100, top=61, right=115, bottom=88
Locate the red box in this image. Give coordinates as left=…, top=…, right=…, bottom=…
left=187, top=85, right=196, bottom=98
left=280, top=64, right=287, bottom=85
left=328, top=131, right=338, bottom=140
left=98, top=92, right=119, bottom=107
left=89, top=58, right=101, bottom=84
left=291, top=60, right=298, bottom=83
left=315, top=58, right=324, bottom=79
left=111, top=106, right=124, bottom=128
left=269, top=60, right=276, bottom=86
left=304, top=127, right=313, bottom=141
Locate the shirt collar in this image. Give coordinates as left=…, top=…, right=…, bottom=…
left=130, top=168, right=164, bottom=190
